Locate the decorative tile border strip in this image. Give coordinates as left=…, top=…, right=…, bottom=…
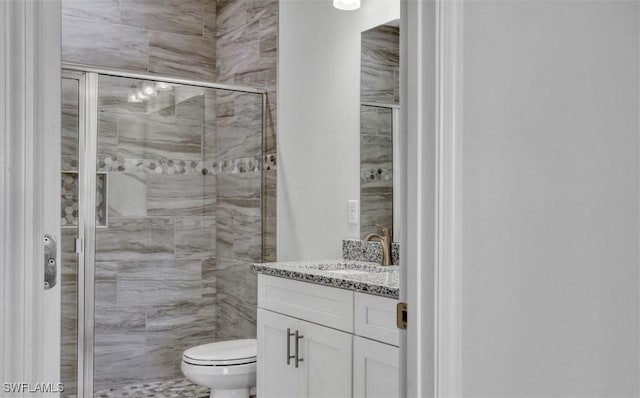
left=92, top=155, right=275, bottom=175
left=342, top=239, right=400, bottom=265
left=97, top=157, right=215, bottom=175
left=218, top=156, right=261, bottom=174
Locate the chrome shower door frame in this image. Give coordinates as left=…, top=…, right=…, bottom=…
left=77, top=71, right=99, bottom=398
left=62, top=69, right=99, bottom=398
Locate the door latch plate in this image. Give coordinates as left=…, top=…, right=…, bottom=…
left=397, top=302, right=407, bottom=330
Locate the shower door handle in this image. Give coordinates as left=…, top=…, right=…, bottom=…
left=43, top=234, right=57, bottom=289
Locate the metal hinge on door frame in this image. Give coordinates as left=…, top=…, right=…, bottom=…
left=397, top=302, right=407, bottom=329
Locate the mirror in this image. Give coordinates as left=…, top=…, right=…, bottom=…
left=277, top=1, right=401, bottom=259
left=360, top=20, right=400, bottom=239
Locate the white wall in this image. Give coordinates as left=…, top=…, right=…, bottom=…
left=460, top=1, right=640, bottom=396
left=278, top=0, right=400, bottom=260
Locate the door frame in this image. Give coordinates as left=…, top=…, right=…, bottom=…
left=1, top=0, right=62, bottom=396
left=401, top=0, right=463, bottom=396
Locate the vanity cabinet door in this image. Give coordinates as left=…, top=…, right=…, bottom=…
left=257, top=309, right=300, bottom=398
left=297, top=319, right=353, bottom=398
left=353, top=336, right=400, bottom=398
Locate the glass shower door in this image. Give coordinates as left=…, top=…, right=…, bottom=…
left=60, top=75, right=81, bottom=398
left=91, top=74, right=264, bottom=396
left=91, top=74, right=216, bottom=396
left=60, top=68, right=265, bottom=397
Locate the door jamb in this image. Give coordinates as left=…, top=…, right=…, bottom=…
left=401, top=0, right=463, bottom=397
left=1, top=0, right=62, bottom=396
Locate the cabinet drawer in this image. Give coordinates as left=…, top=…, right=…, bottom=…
left=258, top=275, right=354, bottom=332
left=354, top=292, right=399, bottom=346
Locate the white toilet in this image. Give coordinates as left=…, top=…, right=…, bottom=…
left=181, top=339, right=257, bottom=398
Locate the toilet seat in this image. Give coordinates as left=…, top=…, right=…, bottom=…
left=181, top=339, right=257, bottom=398
left=182, top=339, right=257, bottom=367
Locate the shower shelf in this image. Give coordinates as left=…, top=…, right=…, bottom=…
left=61, top=171, right=108, bottom=228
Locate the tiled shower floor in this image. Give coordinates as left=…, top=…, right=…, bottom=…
left=92, top=377, right=209, bottom=398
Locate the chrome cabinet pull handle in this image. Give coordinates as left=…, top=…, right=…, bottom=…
left=286, top=328, right=295, bottom=365
left=295, top=330, right=304, bottom=368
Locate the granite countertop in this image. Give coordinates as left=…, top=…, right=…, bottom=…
left=251, top=260, right=399, bottom=299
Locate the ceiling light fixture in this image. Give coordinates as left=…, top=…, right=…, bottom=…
left=333, top=0, right=360, bottom=11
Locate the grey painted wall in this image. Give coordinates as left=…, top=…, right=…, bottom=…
left=278, top=0, right=400, bottom=261
left=461, top=1, right=639, bottom=395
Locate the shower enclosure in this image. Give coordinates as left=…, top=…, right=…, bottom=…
left=60, top=65, right=267, bottom=397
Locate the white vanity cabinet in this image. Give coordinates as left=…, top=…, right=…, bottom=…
left=353, top=336, right=400, bottom=398
left=257, top=309, right=299, bottom=398
left=352, top=293, right=400, bottom=398
left=257, top=308, right=353, bottom=398
left=256, top=274, right=399, bottom=398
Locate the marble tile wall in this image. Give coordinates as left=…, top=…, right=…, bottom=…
left=61, top=78, right=79, bottom=171
left=61, top=229, right=79, bottom=397
left=360, top=105, right=393, bottom=239
left=61, top=78, right=80, bottom=397
left=361, top=24, right=400, bottom=104
left=214, top=0, right=278, bottom=342
left=62, top=0, right=217, bottom=81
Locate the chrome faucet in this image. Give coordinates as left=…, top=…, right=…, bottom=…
left=365, top=224, right=393, bottom=266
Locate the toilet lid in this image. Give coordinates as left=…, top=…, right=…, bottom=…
left=183, top=339, right=257, bottom=366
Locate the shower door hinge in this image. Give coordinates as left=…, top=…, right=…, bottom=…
left=397, top=302, right=407, bottom=330
left=44, top=235, right=57, bottom=290
left=75, top=238, right=84, bottom=254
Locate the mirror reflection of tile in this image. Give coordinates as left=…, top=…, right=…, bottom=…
left=360, top=22, right=399, bottom=239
